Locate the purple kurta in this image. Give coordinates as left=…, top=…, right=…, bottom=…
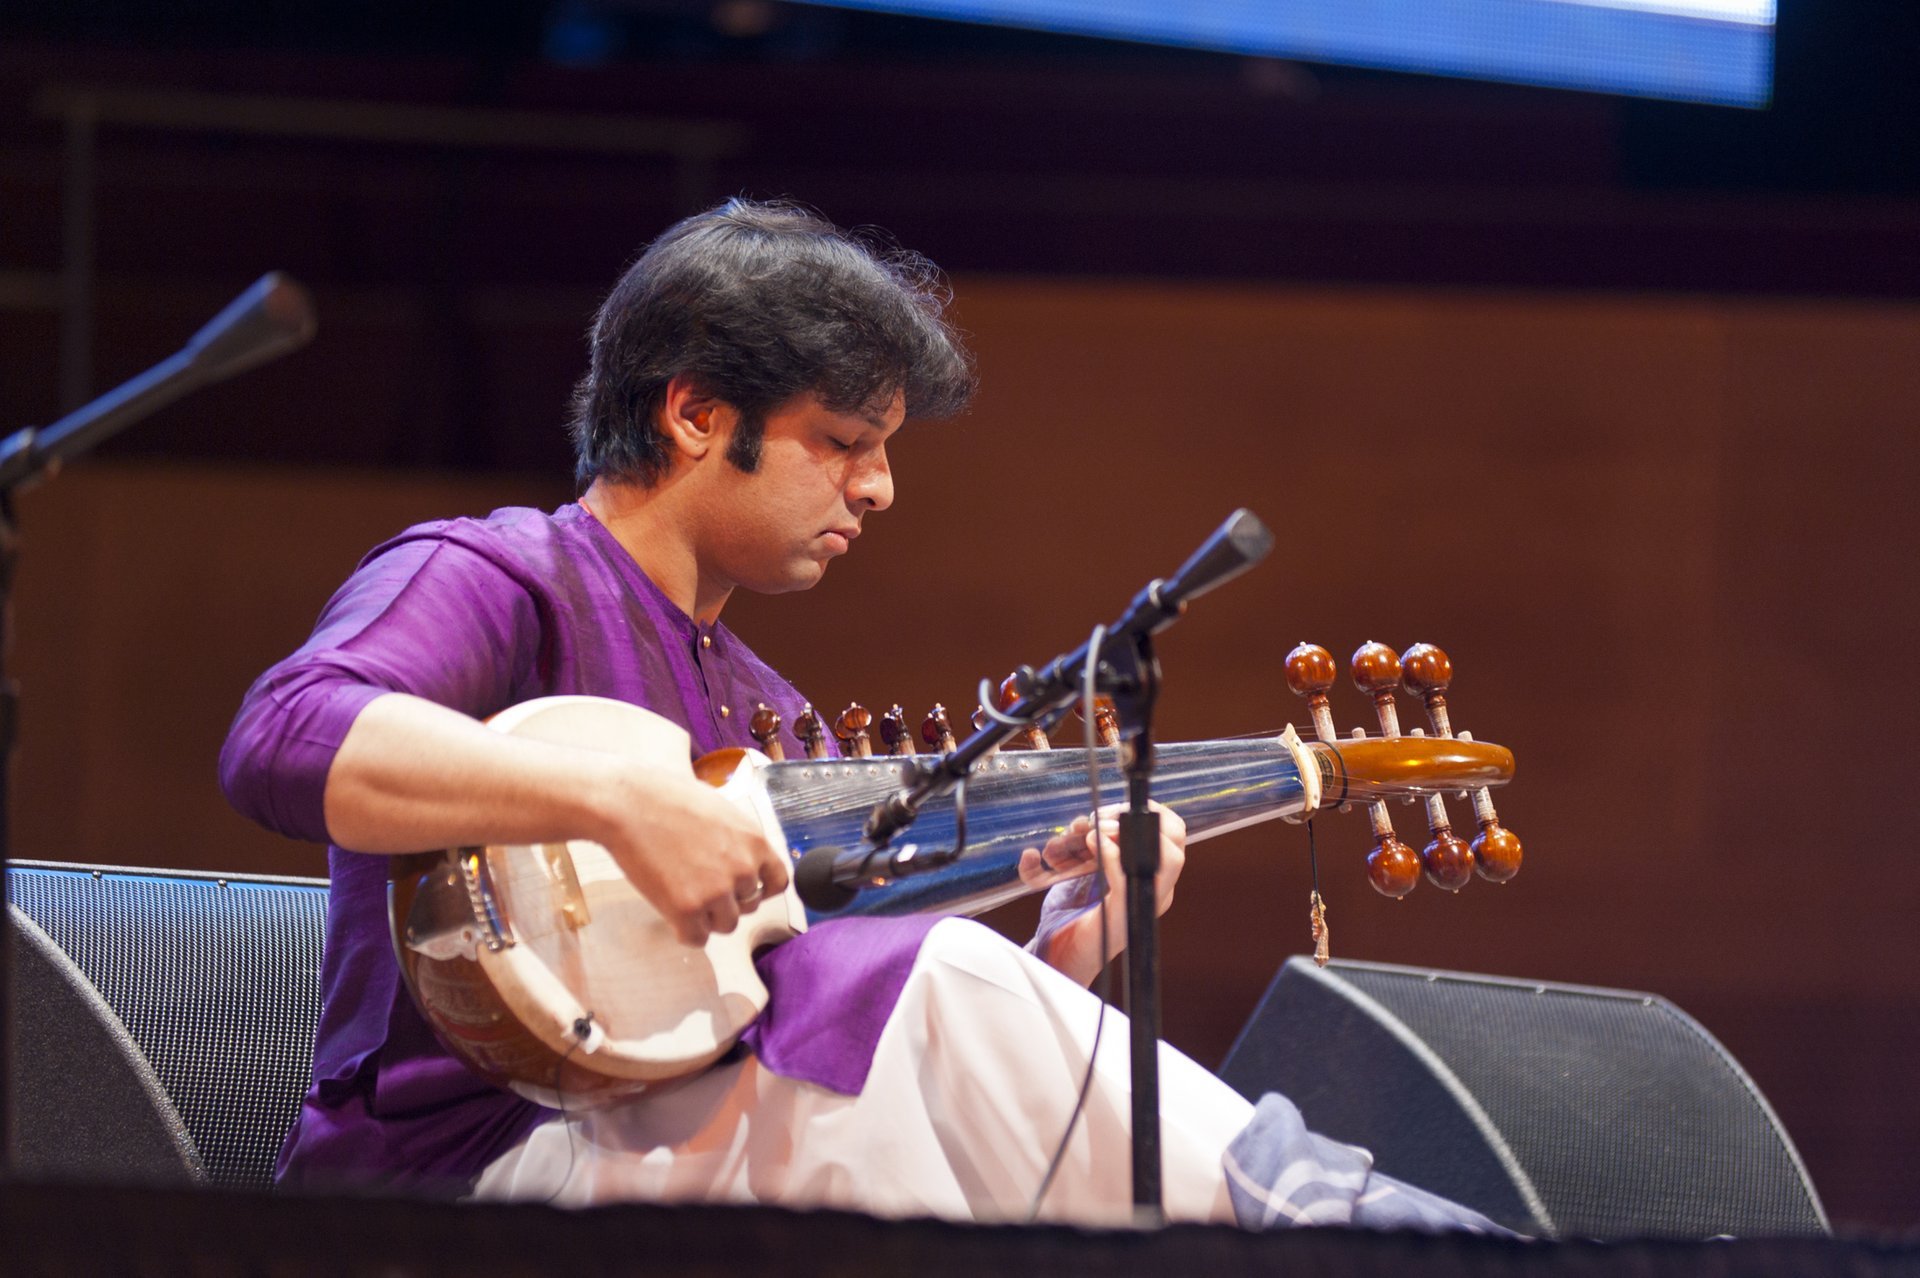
left=219, top=503, right=935, bottom=1192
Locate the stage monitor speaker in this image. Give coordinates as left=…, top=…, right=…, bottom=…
left=7, top=905, right=203, bottom=1182
left=1218, top=957, right=1828, bottom=1241
left=5, top=860, right=328, bottom=1189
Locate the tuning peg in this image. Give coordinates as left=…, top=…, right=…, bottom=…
left=1387, top=643, right=1472, bottom=890
left=1350, top=641, right=1404, bottom=739
left=879, top=704, right=915, bottom=756
left=1346, top=641, right=1421, bottom=893
left=999, top=672, right=1051, bottom=750
left=1400, top=642, right=1454, bottom=738
left=970, top=704, right=1000, bottom=758
left=1459, top=728, right=1525, bottom=883
left=795, top=704, right=831, bottom=760
left=921, top=704, right=958, bottom=754
left=833, top=703, right=874, bottom=758
left=1075, top=695, right=1121, bottom=747
left=1283, top=642, right=1340, bottom=744
left=1419, top=828, right=1474, bottom=892
left=1404, top=644, right=1522, bottom=885
left=1366, top=826, right=1421, bottom=899
left=1471, top=813, right=1524, bottom=883
left=749, top=703, right=786, bottom=761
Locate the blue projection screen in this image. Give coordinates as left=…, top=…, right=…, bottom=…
left=795, top=0, right=1775, bottom=106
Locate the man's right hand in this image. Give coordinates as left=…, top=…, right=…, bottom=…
left=323, top=693, right=792, bottom=950
left=594, top=767, right=793, bottom=948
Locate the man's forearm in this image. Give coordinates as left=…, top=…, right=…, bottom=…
left=321, top=692, right=793, bottom=946
left=321, top=692, right=627, bottom=855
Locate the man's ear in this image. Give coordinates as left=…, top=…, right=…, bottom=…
left=657, top=375, right=735, bottom=463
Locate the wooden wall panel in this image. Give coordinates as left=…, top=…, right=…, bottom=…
left=12, top=282, right=1918, bottom=1227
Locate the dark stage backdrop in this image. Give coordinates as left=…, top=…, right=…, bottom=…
left=10, top=280, right=1918, bottom=1230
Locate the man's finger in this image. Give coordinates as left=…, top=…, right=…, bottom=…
left=759, top=842, right=792, bottom=894
left=705, top=895, right=742, bottom=937
left=677, top=914, right=712, bottom=948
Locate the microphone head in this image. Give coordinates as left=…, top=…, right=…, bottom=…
left=1161, top=507, right=1273, bottom=613
left=183, top=272, right=317, bottom=386
left=793, top=846, right=859, bottom=914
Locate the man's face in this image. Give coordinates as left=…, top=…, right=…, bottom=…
left=695, top=389, right=902, bottom=597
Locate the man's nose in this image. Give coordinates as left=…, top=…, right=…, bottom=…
left=852, top=446, right=893, bottom=511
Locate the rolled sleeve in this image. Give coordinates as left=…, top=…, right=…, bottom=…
left=219, top=535, right=542, bottom=844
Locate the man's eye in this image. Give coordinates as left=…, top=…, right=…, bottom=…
left=828, top=437, right=857, bottom=452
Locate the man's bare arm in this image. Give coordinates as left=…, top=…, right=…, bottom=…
left=323, top=692, right=790, bottom=946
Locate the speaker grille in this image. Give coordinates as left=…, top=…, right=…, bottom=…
left=1313, top=962, right=1826, bottom=1240
left=7, top=863, right=328, bottom=1190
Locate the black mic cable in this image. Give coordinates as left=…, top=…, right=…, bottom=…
left=1029, top=621, right=1114, bottom=1220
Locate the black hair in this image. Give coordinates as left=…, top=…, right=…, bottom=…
left=569, top=199, right=976, bottom=488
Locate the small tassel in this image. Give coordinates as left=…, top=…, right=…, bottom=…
left=1306, top=818, right=1330, bottom=967
left=1309, top=889, right=1330, bottom=967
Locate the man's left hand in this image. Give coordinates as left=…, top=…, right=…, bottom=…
left=1021, top=802, right=1187, bottom=986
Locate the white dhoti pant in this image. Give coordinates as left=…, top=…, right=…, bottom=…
left=472, top=917, right=1253, bottom=1224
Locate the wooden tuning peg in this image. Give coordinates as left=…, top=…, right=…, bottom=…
left=1394, top=643, right=1472, bottom=891
left=1399, top=643, right=1455, bottom=738
left=1366, top=825, right=1421, bottom=899
left=999, top=672, right=1051, bottom=750
left=1349, top=641, right=1405, bottom=739
left=1283, top=642, right=1340, bottom=743
left=879, top=704, right=915, bottom=756
left=1076, top=695, right=1120, bottom=747
left=1458, top=733, right=1523, bottom=883
left=1404, top=643, right=1522, bottom=885
left=1471, top=813, right=1524, bottom=883
left=921, top=704, right=958, bottom=754
left=1419, top=823, right=1474, bottom=892
left=795, top=704, right=831, bottom=760
left=833, top=703, right=874, bottom=758
left=749, top=703, right=786, bottom=762
left=1349, top=642, right=1418, bottom=895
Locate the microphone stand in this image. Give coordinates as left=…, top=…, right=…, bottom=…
left=0, top=273, right=315, bottom=1174
left=820, top=508, right=1273, bottom=1222
left=1103, top=626, right=1166, bottom=1224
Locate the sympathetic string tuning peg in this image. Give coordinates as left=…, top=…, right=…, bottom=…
left=1283, top=642, right=1340, bottom=743
left=833, top=703, right=874, bottom=758
left=1393, top=643, right=1473, bottom=891
left=970, top=704, right=1000, bottom=758
left=879, top=704, right=915, bottom=756
left=921, top=703, right=958, bottom=753
left=749, top=703, right=786, bottom=762
left=795, top=704, right=830, bottom=760
left=1076, top=695, right=1120, bottom=747
left=999, top=672, right=1051, bottom=750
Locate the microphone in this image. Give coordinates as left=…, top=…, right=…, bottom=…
left=1107, top=507, right=1274, bottom=642
left=0, top=272, right=317, bottom=491
left=856, top=508, right=1275, bottom=858
left=794, top=838, right=961, bottom=914
left=794, top=846, right=859, bottom=913
left=182, top=272, right=318, bottom=385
